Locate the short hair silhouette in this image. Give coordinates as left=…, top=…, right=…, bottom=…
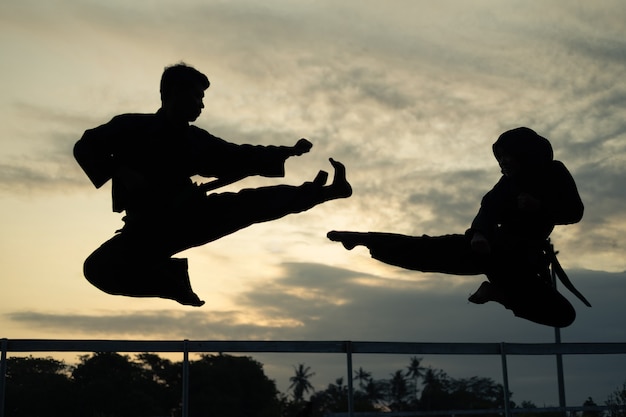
left=160, top=63, right=210, bottom=102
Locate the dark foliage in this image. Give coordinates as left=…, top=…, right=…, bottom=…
left=3, top=354, right=621, bottom=417
left=4, top=352, right=279, bottom=417
left=4, top=356, right=75, bottom=417
left=187, top=354, right=280, bottom=417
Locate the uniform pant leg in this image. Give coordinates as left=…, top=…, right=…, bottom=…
left=366, top=233, right=487, bottom=275
left=500, top=281, right=576, bottom=327
left=83, top=232, right=192, bottom=300
left=168, top=181, right=329, bottom=252
left=488, top=267, right=576, bottom=328
left=361, top=232, right=576, bottom=327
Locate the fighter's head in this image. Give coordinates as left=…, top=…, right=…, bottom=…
left=160, top=63, right=210, bottom=123
left=493, top=127, right=553, bottom=178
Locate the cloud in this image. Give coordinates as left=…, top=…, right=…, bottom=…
left=6, top=309, right=294, bottom=340
left=10, top=264, right=622, bottom=341
left=0, top=121, right=87, bottom=194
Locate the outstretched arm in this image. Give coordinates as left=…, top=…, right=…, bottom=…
left=193, top=128, right=317, bottom=179
left=280, top=138, right=313, bottom=158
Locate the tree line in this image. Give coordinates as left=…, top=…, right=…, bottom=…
left=2, top=353, right=625, bottom=417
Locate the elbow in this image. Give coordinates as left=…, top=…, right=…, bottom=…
left=73, top=137, right=83, bottom=160
left=74, top=131, right=91, bottom=163
left=572, top=199, right=584, bottom=223
left=558, top=203, right=584, bottom=225
left=573, top=203, right=584, bottom=223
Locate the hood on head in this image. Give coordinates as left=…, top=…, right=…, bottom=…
left=493, top=127, right=553, bottom=171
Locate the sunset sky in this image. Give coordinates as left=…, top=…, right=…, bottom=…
left=1, top=0, right=625, bottom=407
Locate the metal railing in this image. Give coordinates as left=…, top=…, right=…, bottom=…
left=2, top=339, right=626, bottom=417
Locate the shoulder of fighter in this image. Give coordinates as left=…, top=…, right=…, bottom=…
left=187, top=124, right=227, bottom=143
left=107, top=112, right=158, bottom=126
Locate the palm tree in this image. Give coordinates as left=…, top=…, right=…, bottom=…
left=405, top=356, right=425, bottom=401
left=354, top=367, right=372, bottom=391
left=364, top=378, right=387, bottom=408
left=389, top=369, right=409, bottom=410
left=420, top=367, right=449, bottom=411
left=289, top=363, right=315, bottom=401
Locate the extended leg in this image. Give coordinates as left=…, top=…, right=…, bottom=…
left=328, top=232, right=485, bottom=275
left=172, top=158, right=352, bottom=251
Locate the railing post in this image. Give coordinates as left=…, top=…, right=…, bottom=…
left=500, top=342, right=511, bottom=417
left=552, top=262, right=567, bottom=416
left=554, top=329, right=567, bottom=417
left=0, top=338, right=7, bottom=417
left=345, top=341, right=354, bottom=417
left=182, top=339, right=190, bottom=417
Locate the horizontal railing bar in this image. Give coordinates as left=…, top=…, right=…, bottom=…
left=2, top=339, right=626, bottom=355
left=354, top=341, right=626, bottom=355
left=331, top=408, right=511, bottom=416
left=502, top=342, right=626, bottom=355
left=2, top=339, right=347, bottom=354
left=330, top=405, right=620, bottom=417
left=352, top=342, right=502, bottom=354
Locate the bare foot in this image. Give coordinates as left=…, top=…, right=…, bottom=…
left=328, top=158, right=352, bottom=198
left=172, top=291, right=206, bottom=307
left=327, top=230, right=365, bottom=250
left=468, top=281, right=493, bottom=304
left=313, top=170, right=329, bottom=186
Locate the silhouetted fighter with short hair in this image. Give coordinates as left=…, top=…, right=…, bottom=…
left=329, top=127, right=586, bottom=327
left=75, top=63, right=351, bottom=306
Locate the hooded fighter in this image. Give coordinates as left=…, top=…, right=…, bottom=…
left=328, top=127, right=585, bottom=327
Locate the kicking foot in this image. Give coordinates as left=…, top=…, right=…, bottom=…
left=468, top=281, right=494, bottom=304
left=328, top=158, right=352, bottom=199
left=327, top=230, right=367, bottom=250
left=313, top=170, right=329, bottom=186
left=172, top=291, right=206, bottom=307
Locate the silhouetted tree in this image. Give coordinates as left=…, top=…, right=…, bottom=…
left=582, top=397, right=602, bottom=417
left=448, top=376, right=507, bottom=411
left=364, top=377, right=388, bottom=409
left=516, top=400, right=540, bottom=417
left=72, top=352, right=169, bottom=417
left=388, top=369, right=410, bottom=410
left=4, top=356, right=74, bottom=417
left=136, top=352, right=182, bottom=415
left=420, top=367, right=451, bottom=411
left=187, top=353, right=280, bottom=417
left=8, top=351, right=612, bottom=417
left=406, top=356, right=425, bottom=403
left=309, top=377, right=349, bottom=415
left=606, top=383, right=626, bottom=417
left=289, top=363, right=315, bottom=401
left=354, top=366, right=372, bottom=391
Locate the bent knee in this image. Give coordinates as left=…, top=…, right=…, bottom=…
left=511, top=300, right=576, bottom=328
left=83, top=250, right=118, bottom=294
left=553, top=303, right=576, bottom=328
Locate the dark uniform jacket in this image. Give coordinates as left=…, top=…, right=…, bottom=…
left=74, top=109, right=289, bottom=214
left=470, top=131, right=584, bottom=247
